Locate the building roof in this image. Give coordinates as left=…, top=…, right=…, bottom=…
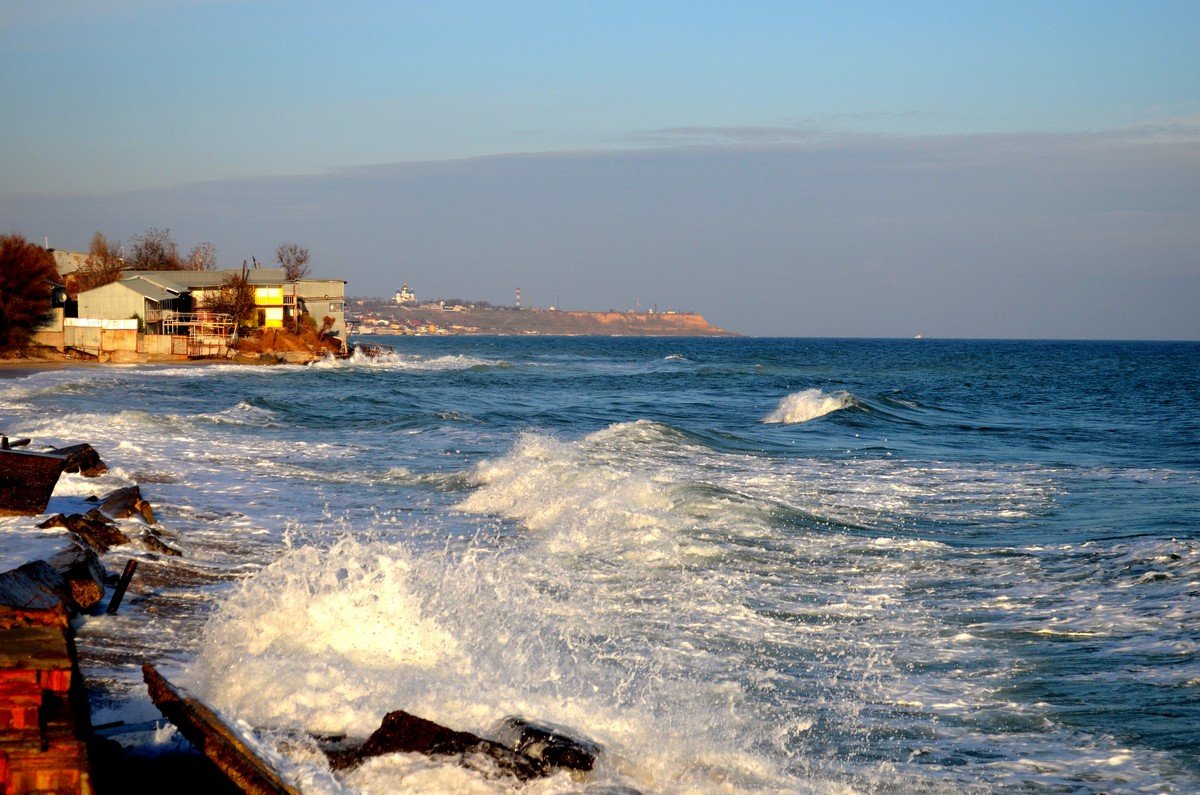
left=123, top=273, right=189, bottom=294
left=76, top=276, right=180, bottom=304
left=123, top=268, right=289, bottom=289
left=120, top=277, right=183, bottom=303
left=49, top=250, right=89, bottom=277
left=122, top=271, right=345, bottom=289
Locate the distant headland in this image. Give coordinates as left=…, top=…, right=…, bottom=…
left=350, top=296, right=737, bottom=337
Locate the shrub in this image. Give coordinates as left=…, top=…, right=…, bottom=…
left=0, top=234, right=59, bottom=353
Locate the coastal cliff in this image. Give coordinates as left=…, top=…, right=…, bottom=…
left=362, top=306, right=737, bottom=337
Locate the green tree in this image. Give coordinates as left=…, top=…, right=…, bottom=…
left=0, top=234, right=59, bottom=352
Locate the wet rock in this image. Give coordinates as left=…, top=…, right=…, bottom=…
left=0, top=561, right=71, bottom=628
left=327, top=710, right=548, bottom=781
left=50, top=443, right=108, bottom=477
left=139, top=528, right=182, bottom=557
left=48, top=542, right=106, bottom=611
left=99, top=485, right=157, bottom=524
left=38, top=511, right=131, bottom=553
left=489, top=716, right=602, bottom=772
left=77, top=511, right=133, bottom=554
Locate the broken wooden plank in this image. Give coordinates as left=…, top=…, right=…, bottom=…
left=104, top=560, right=137, bottom=615
left=142, top=663, right=300, bottom=795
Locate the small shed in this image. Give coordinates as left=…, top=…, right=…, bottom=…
left=76, top=277, right=187, bottom=332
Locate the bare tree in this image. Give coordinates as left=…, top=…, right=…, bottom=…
left=201, top=270, right=255, bottom=325
left=0, top=234, right=59, bottom=352
left=127, top=227, right=181, bottom=271
left=183, top=241, right=217, bottom=271
left=72, top=231, right=125, bottom=296
left=274, top=242, right=311, bottom=281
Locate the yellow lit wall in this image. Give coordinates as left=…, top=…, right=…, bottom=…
left=255, top=287, right=283, bottom=306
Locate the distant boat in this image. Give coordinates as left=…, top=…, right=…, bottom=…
left=0, top=442, right=68, bottom=516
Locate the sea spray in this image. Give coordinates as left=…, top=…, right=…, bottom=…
left=308, top=349, right=504, bottom=371
left=1, top=337, right=1195, bottom=792
left=188, top=532, right=818, bottom=792
left=763, top=389, right=854, bottom=424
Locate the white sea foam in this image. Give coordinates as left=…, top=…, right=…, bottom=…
left=190, top=534, right=816, bottom=793
left=0, top=523, right=73, bottom=571
left=196, top=401, right=280, bottom=427
left=762, top=389, right=854, bottom=424
left=3, top=345, right=1195, bottom=792
left=309, top=349, right=503, bottom=372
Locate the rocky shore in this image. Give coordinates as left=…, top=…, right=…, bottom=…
left=1, top=438, right=615, bottom=794
left=0, top=443, right=155, bottom=793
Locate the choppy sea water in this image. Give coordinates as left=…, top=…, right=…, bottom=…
left=2, top=337, right=1197, bottom=793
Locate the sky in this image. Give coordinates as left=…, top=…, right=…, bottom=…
left=2, top=1, right=1198, bottom=338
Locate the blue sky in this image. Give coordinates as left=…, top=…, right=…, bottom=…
left=2, top=1, right=1198, bottom=337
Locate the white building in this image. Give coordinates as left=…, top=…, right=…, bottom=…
left=394, top=284, right=416, bottom=305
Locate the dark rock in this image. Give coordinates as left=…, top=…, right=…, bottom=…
left=48, top=542, right=106, bottom=611
left=327, top=710, right=549, bottom=781
left=99, top=485, right=157, bottom=524
left=40, top=511, right=131, bottom=553
left=0, top=560, right=70, bottom=628
left=37, top=513, right=70, bottom=529
left=50, top=443, right=108, bottom=477
left=139, top=529, right=182, bottom=557
left=70, top=511, right=132, bottom=553
left=489, top=716, right=602, bottom=772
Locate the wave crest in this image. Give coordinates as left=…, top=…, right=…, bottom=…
left=762, top=389, right=854, bottom=424
left=310, top=349, right=504, bottom=371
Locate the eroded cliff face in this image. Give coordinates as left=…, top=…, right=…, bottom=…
left=558, top=311, right=733, bottom=335
left=384, top=307, right=737, bottom=336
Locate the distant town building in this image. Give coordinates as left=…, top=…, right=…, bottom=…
left=394, top=284, right=416, bottom=305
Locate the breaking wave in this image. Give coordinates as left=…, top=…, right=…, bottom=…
left=190, top=534, right=810, bottom=792
left=762, top=389, right=855, bottom=424
left=310, top=349, right=506, bottom=372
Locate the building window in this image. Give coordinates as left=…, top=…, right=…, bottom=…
left=330, top=302, right=344, bottom=312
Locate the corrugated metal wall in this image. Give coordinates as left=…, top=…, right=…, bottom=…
left=77, top=283, right=146, bottom=321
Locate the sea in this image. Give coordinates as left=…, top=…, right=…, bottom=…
left=1, top=336, right=1197, bottom=793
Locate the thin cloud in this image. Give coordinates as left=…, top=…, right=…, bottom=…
left=627, top=125, right=840, bottom=147
left=4, top=126, right=1196, bottom=338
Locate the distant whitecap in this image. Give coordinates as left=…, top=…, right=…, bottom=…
left=762, top=388, right=854, bottom=424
